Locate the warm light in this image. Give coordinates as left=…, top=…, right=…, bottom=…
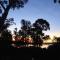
left=12, top=34, right=16, bottom=41
left=11, top=44, right=16, bottom=47
left=43, top=39, right=53, bottom=43
left=50, top=35, right=54, bottom=40
left=12, top=38, right=15, bottom=41
left=28, top=44, right=34, bottom=47
left=41, top=44, right=49, bottom=48
left=53, top=32, right=60, bottom=37
left=49, top=32, right=60, bottom=39
left=28, top=36, right=33, bottom=43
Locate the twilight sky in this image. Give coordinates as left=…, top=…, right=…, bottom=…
left=7, top=0, right=60, bottom=37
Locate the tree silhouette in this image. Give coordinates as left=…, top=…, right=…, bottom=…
left=53, top=36, right=60, bottom=43
left=0, top=30, right=12, bottom=48
left=0, top=18, right=15, bottom=33
left=0, top=18, right=15, bottom=48
left=54, top=0, right=60, bottom=3
left=18, top=19, right=50, bottom=46
left=47, top=36, right=60, bottom=59
left=33, top=19, right=50, bottom=31
left=21, top=19, right=31, bottom=37
left=0, top=0, right=28, bottom=32
left=0, top=0, right=28, bottom=48
left=14, top=28, right=18, bottom=35
left=43, top=35, right=51, bottom=40
left=32, top=19, right=50, bottom=46
left=56, top=37, right=60, bottom=43
left=0, top=0, right=28, bottom=18
left=18, top=30, right=24, bottom=36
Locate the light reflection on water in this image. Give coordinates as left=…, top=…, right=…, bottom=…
left=41, top=44, right=49, bottom=48
left=11, top=43, right=50, bottom=48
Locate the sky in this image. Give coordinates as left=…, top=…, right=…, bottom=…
left=7, top=0, right=60, bottom=37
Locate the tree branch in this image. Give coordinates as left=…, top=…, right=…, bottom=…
left=0, top=3, right=6, bottom=11
left=2, top=5, right=11, bottom=21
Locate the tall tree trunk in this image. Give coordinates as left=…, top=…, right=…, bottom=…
left=0, top=5, right=11, bottom=33
left=2, top=5, right=11, bottom=21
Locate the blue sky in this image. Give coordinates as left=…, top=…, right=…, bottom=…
left=7, top=0, right=60, bottom=36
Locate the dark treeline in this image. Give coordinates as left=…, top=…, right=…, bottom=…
left=0, top=37, right=60, bottom=60
left=0, top=18, right=51, bottom=49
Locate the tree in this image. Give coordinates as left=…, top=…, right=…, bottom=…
left=21, top=19, right=31, bottom=37
left=0, top=18, right=15, bottom=48
left=53, top=36, right=60, bottom=43
left=33, top=19, right=50, bottom=31
left=43, top=35, right=51, bottom=40
left=19, top=18, right=50, bottom=46
left=0, top=0, right=28, bottom=32
left=0, top=18, right=15, bottom=33
left=32, top=19, right=50, bottom=46
left=0, top=29, right=12, bottom=48
left=14, top=28, right=18, bottom=35
left=54, top=0, right=60, bottom=3
left=18, top=30, right=24, bottom=36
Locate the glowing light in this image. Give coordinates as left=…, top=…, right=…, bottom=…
left=12, top=34, right=16, bottom=41
left=11, top=44, right=16, bottom=47
left=50, top=32, right=60, bottom=39
left=50, top=35, right=54, bottom=40
left=28, top=44, right=34, bottom=47
left=41, top=44, right=49, bottom=48
left=12, top=38, right=15, bottom=41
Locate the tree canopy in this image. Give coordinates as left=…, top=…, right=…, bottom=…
left=17, top=18, right=50, bottom=46
left=54, top=0, right=60, bottom=3
left=0, top=0, right=28, bottom=32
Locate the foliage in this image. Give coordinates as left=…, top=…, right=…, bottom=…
left=2, top=30, right=12, bottom=41
left=33, top=19, right=50, bottom=31
left=43, top=35, right=51, bottom=40
left=0, top=18, right=15, bottom=32
left=53, top=36, right=60, bottom=43
left=18, top=19, right=50, bottom=46
left=21, top=19, right=31, bottom=37
left=0, top=0, right=28, bottom=32
left=0, top=29, right=12, bottom=48
left=0, top=0, right=28, bottom=13
left=0, top=1, right=28, bottom=47
left=32, top=19, right=50, bottom=45
left=54, top=0, right=60, bottom=3
left=14, top=28, right=18, bottom=35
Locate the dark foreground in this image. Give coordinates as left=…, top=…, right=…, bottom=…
left=0, top=43, right=60, bottom=60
